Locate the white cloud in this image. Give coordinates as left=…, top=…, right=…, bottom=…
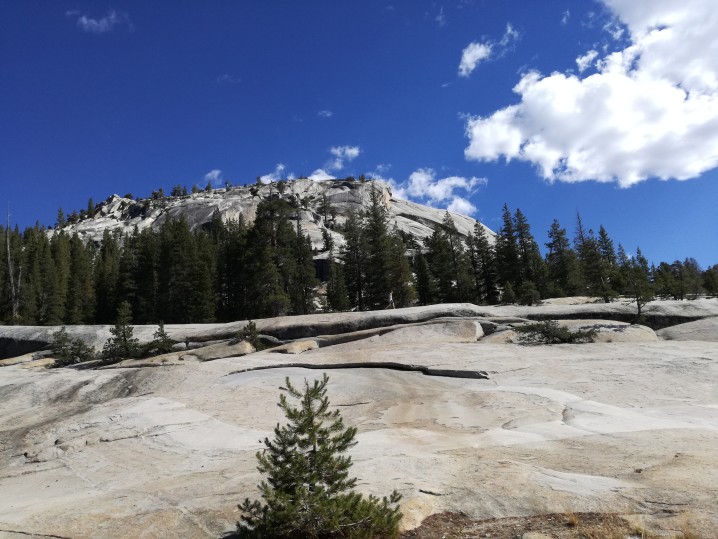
left=435, top=7, right=447, bottom=27
left=464, top=0, right=718, bottom=187
left=458, top=42, right=492, bottom=77
left=447, top=197, right=477, bottom=215
left=499, top=23, right=520, bottom=47
left=375, top=163, right=392, bottom=174
left=561, top=10, right=571, bottom=25
left=215, top=73, right=241, bottom=84
left=318, top=110, right=333, bottom=118
left=309, top=169, right=336, bottom=182
left=330, top=146, right=360, bottom=160
left=69, top=10, right=132, bottom=34
left=458, top=23, right=519, bottom=78
left=576, top=50, right=599, bottom=72
left=259, top=163, right=288, bottom=184
left=327, top=145, right=361, bottom=171
left=387, top=168, right=485, bottom=215
left=204, top=169, right=223, bottom=186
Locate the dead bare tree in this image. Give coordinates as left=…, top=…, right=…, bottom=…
left=6, top=205, right=22, bottom=324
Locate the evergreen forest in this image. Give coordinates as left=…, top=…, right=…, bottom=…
left=1, top=183, right=716, bottom=326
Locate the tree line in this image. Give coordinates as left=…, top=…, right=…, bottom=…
left=1, top=186, right=716, bottom=325
left=415, top=204, right=716, bottom=308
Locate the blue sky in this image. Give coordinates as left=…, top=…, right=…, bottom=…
left=1, top=0, right=717, bottom=267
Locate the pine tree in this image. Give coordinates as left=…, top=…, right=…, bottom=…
left=513, top=208, right=547, bottom=297
left=150, top=321, right=175, bottom=355
left=51, top=326, right=94, bottom=366
left=363, top=184, right=393, bottom=308
left=342, top=211, right=368, bottom=310
left=495, top=204, right=520, bottom=289
left=702, top=264, right=718, bottom=296
left=597, top=225, right=617, bottom=266
left=545, top=219, right=582, bottom=297
left=56, top=208, right=66, bottom=228
left=133, top=228, right=159, bottom=324
left=102, top=300, right=139, bottom=362
left=501, top=282, right=517, bottom=304
left=216, top=216, right=250, bottom=321
left=288, top=219, right=318, bottom=315
left=466, top=221, right=499, bottom=305
left=413, top=250, right=437, bottom=306
left=385, top=229, right=416, bottom=307
left=620, top=247, right=653, bottom=322
left=245, top=199, right=292, bottom=318
left=326, top=256, right=351, bottom=312
left=424, top=213, right=472, bottom=303
left=94, top=229, right=122, bottom=323
left=237, top=374, right=402, bottom=538
left=49, top=231, right=71, bottom=324
left=65, top=234, right=95, bottom=324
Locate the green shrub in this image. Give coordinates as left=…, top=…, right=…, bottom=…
left=237, top=374, right=402, bottom=538
left=51, top=327, right=95, bottom=367
left=143, top=321, right=175, bottom=356
left=518, top=281, right=540, bottom=306
left=501, top=282, right=516, bottom=304
left=515, top=320, right=597, bottom=345
left=237, top=320, right=263, bottom=350
left=102, top=301, right=140, bottom=363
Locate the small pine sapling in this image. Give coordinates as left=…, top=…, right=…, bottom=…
left=150, top=321, right=175, bottom=355
left=102, top=301, right=140, bottom=363
left=51, top=327, right=95, bottom=367
left=236, top=320, right=263, bottom=351
left=237, top=374, right=402, bottom=538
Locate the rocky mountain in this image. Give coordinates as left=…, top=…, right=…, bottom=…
left=51, top=179, right=496, bottom=254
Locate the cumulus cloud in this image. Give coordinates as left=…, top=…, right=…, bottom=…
left=309, top=169, right=336, bottom=182
left=318, top=110, right=333, bottom=118
left=259, top=163, right=293, bottom=184
left=386, top=168, right=486, bottom=216
left=67, top=10, right=132, bottom=34
left=447, top=197, right=477, bottom=215
left=458, top=42, right=492, bottom=77
left=204, top=169, right=223, bottom=186
left=327, top=145, right=361, bottom=171
left=561, top=10, right=570, bottom=25
left=464, top=0, right=718, bottom=187
left=576, top=50, right=598, bottom=72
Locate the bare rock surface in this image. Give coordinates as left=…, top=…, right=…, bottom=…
left=1, top=312, right=717, bottom=538
left=2, top=300, right=717, bottom=360
left=49, top=179, right=496, bottom=252
left=656, top=316, right=718, bottom=342
left=272, top=339, right=319, bottom=354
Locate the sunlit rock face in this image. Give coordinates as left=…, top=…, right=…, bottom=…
left=1, top=301, right=718, bottom=538
left=49, top=179, right=496, bottom=252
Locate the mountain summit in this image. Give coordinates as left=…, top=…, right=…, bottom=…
left=53, top=179, right=495, bottom=253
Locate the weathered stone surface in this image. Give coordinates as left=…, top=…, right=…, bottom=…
left=3, top=300, right=715, bottom=360
left=1, top=321, right=717, bottom=538
left=346, top=320, right=483, bottom=349
left=272, top=339, right=319, bottom=354
left=522, top=533, right=554, bottom=539
left=656, top=316, right=718, bottom=342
